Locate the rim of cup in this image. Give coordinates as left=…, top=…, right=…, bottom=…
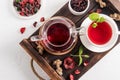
left=68, top=0, right=90, bottom=15
left=80, top=14, right=119, bottom=50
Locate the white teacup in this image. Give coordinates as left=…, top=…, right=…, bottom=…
left=80, top=14, right=120, bottom=52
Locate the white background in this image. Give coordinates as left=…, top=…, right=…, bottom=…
left=0, top=0, right=120, bottom=80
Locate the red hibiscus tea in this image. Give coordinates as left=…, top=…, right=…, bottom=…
left=47, top=23, right=70, bottom=45
left=88, top=22, right=112, bottom=45
left=44, top=22, right=74, bottom=51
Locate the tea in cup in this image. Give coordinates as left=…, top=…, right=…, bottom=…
left=88, top=21, right=112, bottom=45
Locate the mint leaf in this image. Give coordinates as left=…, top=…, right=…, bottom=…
left=89, top=13, right=99, bottom=21
left=70, top=54, right=79, bottom=57
left=79, top=46, right=83, bottom=55
left=79, top=56, right=83, bottom=66
left=99, top=17, right=105, bottom=23
left=82, top=55, right=90, bottom=58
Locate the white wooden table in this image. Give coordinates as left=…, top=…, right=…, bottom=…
left=0, top=0, right=120, bottom=80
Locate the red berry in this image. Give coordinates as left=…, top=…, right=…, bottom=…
left=19, top=12, right=24, bottom=16
left=20, top=27, right=26, bottom=34
left=64, top=57, right=75, bottom=69
left=36, top=4, right=41, bottom=9
left=40, top=17, right=45, bottom=22
left=83, top=61, right=89, bottom=67
left=23, top=0, right=28, bottom=3
left=29, top=0, right=34, bottom=4
left=21, top=8, right=25, bottom=12
left=20, top=1, right=25, bottom=6
left=31, top=9, right=34, bottom=14
left=69, top=74, right=74, bottom=80
left=33, top=21, right=37, bottom=27
left=74, top=69, right=81, bottom=74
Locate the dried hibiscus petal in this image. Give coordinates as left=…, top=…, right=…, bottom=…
left=33, top=21, right=37, bottom=27
left=40, top=17, right=45, bottom=22
left=74, top=69, right=81, bottom=74
left=29, top=0, right=34, bottom=4
left=83, top=61, right=89, bottom=67
left=19, top=12, right=25, bottom=16
left=69, top=74, right=74, bottom=80
left=64, top=57, right=75, bottom=69
left=20, top=27, right=26, bottom=34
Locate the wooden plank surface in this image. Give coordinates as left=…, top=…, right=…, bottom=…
left=109, top=0, right=120, bottom=12
left=20, top=39, right=64, bottom=80
left=20, top=0, right=120, bottom=80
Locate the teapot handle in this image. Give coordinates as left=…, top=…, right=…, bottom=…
left=117, top=31, right=120, bottom=35
left=76, top=27, right=86, bottom=36
left=30, top=35, right=45, bottom=42
left=31, top=59, right=45, bottom=80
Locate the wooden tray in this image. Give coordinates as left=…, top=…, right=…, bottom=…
left=20, top=0, right=120, bottom=80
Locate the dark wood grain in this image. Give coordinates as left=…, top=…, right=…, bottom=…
left=20, top=39, right=64, bottom=80
left=20, top=0, right=120, bottom=80
left=108, top=0, right=120, bottom=13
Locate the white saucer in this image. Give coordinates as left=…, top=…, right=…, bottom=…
left=80, top=14, right=119, bottom=53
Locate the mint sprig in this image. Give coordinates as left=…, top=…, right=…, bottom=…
left=89, top=13, right=99, bottom=21
left=97, top=17, right=105, bottom=23
left=71, top=46, right=90, bottom=66
left=89, top=13, right=105, bottom=28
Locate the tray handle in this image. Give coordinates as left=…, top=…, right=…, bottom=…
left=31, top=59, right=52, bottom=80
